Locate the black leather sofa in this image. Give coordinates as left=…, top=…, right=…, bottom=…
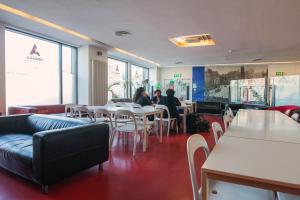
left=0, top=114, right=109, bottom=193
left=196, top=101, right=226, bottom=115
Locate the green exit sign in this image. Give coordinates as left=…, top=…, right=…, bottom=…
left=276, top=71, right=285, bottom=76
left=174, top=73, right=182, bottom=78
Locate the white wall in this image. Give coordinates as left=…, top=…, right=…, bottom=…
left=0, top=24, right=5, bottom=114
left=159, top=66, right=193, bottom=82
left=268, top=63, right=300, bottom=77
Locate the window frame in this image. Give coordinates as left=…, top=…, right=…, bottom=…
left=108, top=56, right=150, bottom=99
left=5, top=28, right=78, bottom=105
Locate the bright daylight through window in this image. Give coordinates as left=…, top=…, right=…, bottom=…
left=5, top=30, right=77, bottom=108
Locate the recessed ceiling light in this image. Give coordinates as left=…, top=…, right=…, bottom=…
left=169, top=34, right=215, bottom=47
left=115, top=31, right=131, bottom=37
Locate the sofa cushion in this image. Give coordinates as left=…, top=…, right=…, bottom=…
left=0, top=134, right=33, bottom=180
left=26, top=114, right=88, bottom=133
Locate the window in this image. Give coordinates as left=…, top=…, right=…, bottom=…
left=5, top=30, right=77, bottom=107
left=131, top=65, right=149, bottom=97
left=62, top=45, right=77, bottom=104
left=107, top=58, right=127, bottom=100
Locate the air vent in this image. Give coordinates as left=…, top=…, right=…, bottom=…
left=169, top=34, right=215, bottom=47
left=252, top=58, right=263, bottom=62
left=115, top=31, right=131, bottom=37
left=175, top=61, right=183, bottom=65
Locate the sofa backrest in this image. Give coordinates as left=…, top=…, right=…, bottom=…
left=8, top=105, right=66, bottom=115
left=26, top=114, right=88, bottom=133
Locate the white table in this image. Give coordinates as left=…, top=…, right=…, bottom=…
left=226, top=109, right=300, bottom=144
left=86, top=105, right=164, bottom=152
left=201, top=109, right=300, bottom=200
left=201, top=136, right=300, bottom=200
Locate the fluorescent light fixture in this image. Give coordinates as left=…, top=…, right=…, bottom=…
left=0, top=3, right=160, bottom=66
left=169, top=34, right=215, bottom=47
left=113, top=48, right=160, bottom=66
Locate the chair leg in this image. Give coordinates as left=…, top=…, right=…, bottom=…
left=133, top=132, right=138, bottom=156
left=167, top=120, right=170, bottom=137
left=98, top=163, right=103, bottom=171
left=176, top=119, right=179, bottom=134
left=42, top=185, right=48, bottom=194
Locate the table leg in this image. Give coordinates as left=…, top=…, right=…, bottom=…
left=160, top=111, right=163, bottom=143
left=201, top=171, right=208, bottom=200
left=143, top=115, right=147, bottom=152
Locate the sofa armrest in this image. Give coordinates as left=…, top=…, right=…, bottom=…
left=8, top=106, right=38, bottom=115
left=32, top=123, right=109, bottom=185
left=0, top=114, right=32, bottom=134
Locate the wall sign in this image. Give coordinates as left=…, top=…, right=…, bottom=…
left=276, top=71, right=285, bottom=76
left=174, top=73, right=182, bottom=78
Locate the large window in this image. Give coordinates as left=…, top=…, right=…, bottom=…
left=107, top=58, right=127, bottom=100
left=107, top=58, right=150, bottom=100
left=131, top=65, right=149, bottom=96
left=5, top=30, right=77, bottom=107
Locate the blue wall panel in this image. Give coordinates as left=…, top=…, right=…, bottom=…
left=192, top=66, right=205, bottom=101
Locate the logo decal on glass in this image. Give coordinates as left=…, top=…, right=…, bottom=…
left=27, top=44, right=43, bottom=61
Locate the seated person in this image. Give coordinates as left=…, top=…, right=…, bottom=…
left=165, top=89, right=181, bottom=129
left=151, top=89, right=166, bottom=105
left=134, top=87, right=152, bottom=106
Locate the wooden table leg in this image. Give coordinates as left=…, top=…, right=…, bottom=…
left=201, top=171, right=208, bottom=200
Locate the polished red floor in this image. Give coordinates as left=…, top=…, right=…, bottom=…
left=0, top=115, right=222, bottom=200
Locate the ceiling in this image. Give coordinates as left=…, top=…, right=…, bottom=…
left=1, top=0, right=300, bottom=67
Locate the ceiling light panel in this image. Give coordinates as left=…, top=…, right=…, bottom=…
left=169, top=34, right=215, bottom=47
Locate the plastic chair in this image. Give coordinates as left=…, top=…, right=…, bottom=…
left=114, top=110, right=145, bottom=156
left=285, top=109, right=292, bottom=116
left=223, top=115, right=230, bottom=131
left=291, top=113, right=299, bottom=121
left=93, top=108, right=115, bottom=149
left=155, top=104, right=178, bottom=136
left=73, top=106, right=93, bottom=121
left=277, top=192, right=300, bottom=200
left=227, top=107, right=234, bottom=121
left=212, top=122, right=224, bottom=145
left=187, top=134, right=276, bottom=200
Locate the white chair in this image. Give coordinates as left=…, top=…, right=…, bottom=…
left=155, top=104, right=178, bottom=136
left=227, top=107, right=234, bottom=122
left=285, top=109, right=292, bottom=116
left=93, top=108, right=115, bottom=149
left=113, top=110, right=145, bottom=156
left=291, top=113, right=299, bottom=121
left=277, top=192, right=300, bottom=200
left=73, top=106, right=93, bottom=122
left=187, top=134, right=276, bottom=200
left=211, top=122, right=224, bottom=145
left=223, top=114, right=230, bottom=131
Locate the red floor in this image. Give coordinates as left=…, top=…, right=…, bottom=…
left=0, top=115, right=222, bottom=200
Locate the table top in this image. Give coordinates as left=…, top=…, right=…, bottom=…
left=86, top=105, right=161, bottom=115
left=202, top=136, right=300, bottom=191
left=225, top=109, right=300, bottom=144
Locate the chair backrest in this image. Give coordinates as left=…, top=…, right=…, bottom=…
left=187, top=134, right=210, bottom=200
left=212, top=122, right=224, bottom=144
left=155, top=104, right=170, bottom=119
left=285, top=109, right=291, bottom=116
left=227, top=107, right=234, bottom=119
left=73, top=106, right=91, bottom=119
left=93, top=108, right=113, bottom=126
left=223, top=114, right=230, bottom=131
left=114, top=110, right=138, bottom=131
left=142, top=105, right=155, bottom=113
left=131, top=103, right=142, bottom=108
left=291, top=113, right=299, bottom=121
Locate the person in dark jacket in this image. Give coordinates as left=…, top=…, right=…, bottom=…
left=151, top=89, right=166, bottom=105
left=133, top=87, right=152, bottom=106
left=165, top=89, right=181, bottom=129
